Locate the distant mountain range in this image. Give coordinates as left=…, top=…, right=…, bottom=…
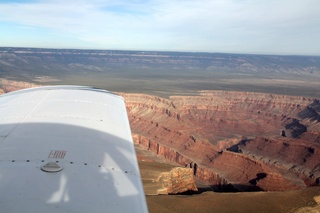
left=1, top=47, right=320, bottom=97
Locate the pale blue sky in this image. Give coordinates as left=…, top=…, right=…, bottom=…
left=0, top=0, right=319, bottom=55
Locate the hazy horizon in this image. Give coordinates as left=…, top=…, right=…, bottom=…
left=1, top=46, right=320, bottom=57
left=1, top=1, right=320, bottom=56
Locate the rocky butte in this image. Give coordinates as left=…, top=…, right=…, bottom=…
left=122, top=91, right=320, bottom=192
left=139, top=161, right=198, bottom=195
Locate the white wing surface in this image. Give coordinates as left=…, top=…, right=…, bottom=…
left=0, top=86, right=148, bottom=213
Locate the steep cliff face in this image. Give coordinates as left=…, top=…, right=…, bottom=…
left=156, top=167, right=198, bottom=195
left=124, top=91, right=320, bottom=191
left=138, top=160, right=198, bottom=195
left=228, top=137, right=320, bottom=185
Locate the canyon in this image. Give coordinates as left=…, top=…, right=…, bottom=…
left=123, top=91, right=320, bottom=192
left=1, top=80, right=320, bottom=193
left=1, top=47, right=320, bottom=212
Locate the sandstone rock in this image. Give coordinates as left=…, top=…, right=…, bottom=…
left=138, top=161, right=198, bottom=195
left=314, top=195, right=320, bottom=204
left=294, top=195, right=320, bottom=213
left=0, top=78, right=39, bottom=93
left=156, top=167, right=198, bottom=195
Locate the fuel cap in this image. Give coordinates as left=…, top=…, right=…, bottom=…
left=41, top=162, right=63, bottom=173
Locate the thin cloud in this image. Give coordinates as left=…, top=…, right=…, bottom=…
left=0, top=0, right=319, bottom=55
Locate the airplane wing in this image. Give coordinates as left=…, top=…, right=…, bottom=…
left=0, top=86, right=148, bottom=213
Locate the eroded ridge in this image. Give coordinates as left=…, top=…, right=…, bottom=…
left=122, top=91, right=320, bottom=191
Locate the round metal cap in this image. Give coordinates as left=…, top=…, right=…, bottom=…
left=41, top=162, right=63, bottom=173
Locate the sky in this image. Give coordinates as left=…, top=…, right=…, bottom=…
left=0, top=0, right=319, bottom=55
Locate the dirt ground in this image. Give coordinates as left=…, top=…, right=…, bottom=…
left=146, top=186, right=320, bottom=213
left=138, top=160, right=320, bottom=213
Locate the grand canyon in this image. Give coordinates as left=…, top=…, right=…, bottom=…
left=124, top=91, right=320, bottom=192
left=1, top=47, right=320, bottom=212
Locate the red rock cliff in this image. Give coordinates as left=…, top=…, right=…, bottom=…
left=123, top=91, right=320, bottom=191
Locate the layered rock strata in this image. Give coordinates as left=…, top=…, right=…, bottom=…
left=156, top=167, right=198, bottom=195
left=138, top=161, right=198, bottom=195
left=123, top=91, right=320, bottom=191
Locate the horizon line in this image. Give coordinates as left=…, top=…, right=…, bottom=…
left=0, top=46, right=319, bottom=57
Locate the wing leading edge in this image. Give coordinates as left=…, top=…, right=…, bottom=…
left=0, top=86, right=148, bottom=213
